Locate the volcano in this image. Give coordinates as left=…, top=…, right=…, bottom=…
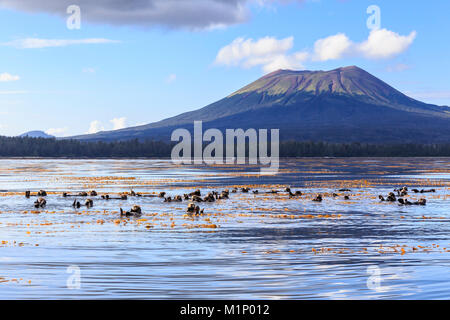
left=72, top=66, right=450, bottom=143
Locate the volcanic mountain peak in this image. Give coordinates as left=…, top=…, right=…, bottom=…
left=230, top=65, right=393, bottom=99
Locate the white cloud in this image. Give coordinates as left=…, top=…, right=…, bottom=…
left=216, top=36, right=293, bottom=65
left=358, top=29, right=416, bottom=59
left=110, top=117, right=127, bottom=130
left=313, top=33, right=352, bottom=61
left=313, top=29, right=416, bottom=62
left=0, top=72, right=20, bottom=82
left=166, top=74, right=177, bottom=83
left=216, top=28, right=416, bottom=72
left=87, top=120, right=105, bottom=134
left=259, top=53, right=308, bottom=73
left=86, top=118, right=128, bottom=134
left=46, top=127, right=68, bottom=137
left=0, top=90, right=28, bottom=95
left=215, top=36, right=308, bottom=73
left=3, top=38, right=119, bottom=49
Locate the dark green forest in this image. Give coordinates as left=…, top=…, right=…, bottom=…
left=0, top=136, right=449, bottom=157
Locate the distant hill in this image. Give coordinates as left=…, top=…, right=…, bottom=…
left=19, top=131, right=54, bottom=139
left=70, top=66, right=450, bottom=143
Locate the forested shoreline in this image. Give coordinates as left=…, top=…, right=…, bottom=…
left=0, top=136, right=449, bottom=157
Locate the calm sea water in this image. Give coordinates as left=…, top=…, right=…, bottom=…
left=0, top=158, right=449, bottom=299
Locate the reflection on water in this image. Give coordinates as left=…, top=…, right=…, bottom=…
left=0, top=158, right=449, bottom=299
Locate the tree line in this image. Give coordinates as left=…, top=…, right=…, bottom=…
left=0, top=136, right=449, bottom=157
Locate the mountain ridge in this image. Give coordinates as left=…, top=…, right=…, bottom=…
left=19, top=131, right=54, bottom=139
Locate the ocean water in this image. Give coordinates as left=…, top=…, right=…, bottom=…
left=0, top=158, right=449, bottom=299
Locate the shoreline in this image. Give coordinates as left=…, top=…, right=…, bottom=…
left=0, top=156, right=449, bottom=160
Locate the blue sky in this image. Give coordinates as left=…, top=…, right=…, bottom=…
left=0, top=0, right=449, bottom=137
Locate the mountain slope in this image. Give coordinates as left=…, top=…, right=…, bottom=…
left=19, top=131, right=54, bottom=139
left=72, top=66, right=450, bottom=143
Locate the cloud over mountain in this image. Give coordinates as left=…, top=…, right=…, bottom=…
left=216, top=29, right=416, bottom=72
left=215, top=36, right=308, bottom=73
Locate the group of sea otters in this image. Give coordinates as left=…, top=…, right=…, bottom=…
left=24, top=184, right=434, bottom=217
left=378, top=186, right=434, bottom=206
